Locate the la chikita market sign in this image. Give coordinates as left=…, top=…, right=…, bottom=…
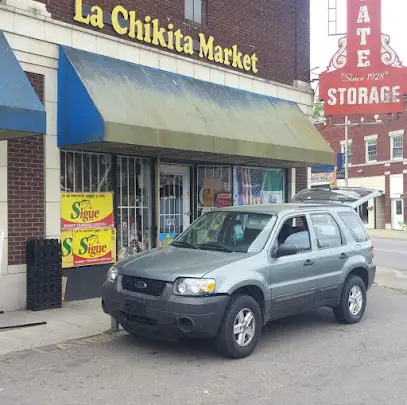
left=319, top=0, right=407, bottom=116
left=73, top=0, right=259, bottom=74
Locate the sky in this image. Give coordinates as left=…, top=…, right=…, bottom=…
left=310, top=0, right=407, bottom=93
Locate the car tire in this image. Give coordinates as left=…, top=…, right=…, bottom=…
left=215, top=294, right=262, bottom=359
left=333, top=275, right=367, bottom=324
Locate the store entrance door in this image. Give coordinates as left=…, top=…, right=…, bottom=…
left=159, top=164, right=191, bottom=247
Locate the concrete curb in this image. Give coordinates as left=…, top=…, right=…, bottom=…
left=374, top=267, right=407, bottom=293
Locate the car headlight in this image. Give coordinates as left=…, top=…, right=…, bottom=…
left=174, top=278, right=216, bottom=296
left=106, top=266, right=119, bottom=283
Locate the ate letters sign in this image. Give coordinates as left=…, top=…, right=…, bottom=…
left=319, top=0, right=407, bottom=116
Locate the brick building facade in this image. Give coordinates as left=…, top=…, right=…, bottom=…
left=316, top=111, right=407, bottom=231
left=0, top=0, right=332, bottom=310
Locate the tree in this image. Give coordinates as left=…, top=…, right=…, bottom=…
left=312, top=100, right=325, bottom=124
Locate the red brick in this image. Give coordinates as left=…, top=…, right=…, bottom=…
left=7, top=72, right=45, bottom=266
left=40, top=0, right=310, bottom=85
left=295, top=167, right=308, bottom=193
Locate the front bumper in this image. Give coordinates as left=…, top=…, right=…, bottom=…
left=102, top=278, right=229, bottom=340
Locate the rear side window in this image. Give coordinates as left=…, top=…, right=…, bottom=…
left=310, top=213, right=343, bottom=249
left=338, top=211, right=369, bottom=242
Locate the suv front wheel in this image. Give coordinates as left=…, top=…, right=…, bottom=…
left=333, top=275, right=367, bottom=324
left=216, top=294, right=262, bottom=359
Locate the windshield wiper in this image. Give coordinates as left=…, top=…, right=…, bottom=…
left=197, top=242, right=234, bottom=252
left=171, top=241, right=199, bottom=250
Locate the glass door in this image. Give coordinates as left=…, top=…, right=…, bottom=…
left=159, top=164, right=191, bottom=247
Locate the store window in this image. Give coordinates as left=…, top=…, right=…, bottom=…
left=117, top=156, right=152, bottom=259
left=60, top=151, right=113, bottom=192
left=185, top=0, right=207, bottom=24
left=233, top=167, right=285, bottom=206
left=197, top=165, right=232, bottom=217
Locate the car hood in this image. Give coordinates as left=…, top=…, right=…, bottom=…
left=116, top=247, right=247, bottom=282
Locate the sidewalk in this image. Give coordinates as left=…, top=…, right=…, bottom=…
left=368, top=228, right=407, bottom=239
left=0, top=266, right=406, bottom=357
left=0, top=298, right=112, bottom=356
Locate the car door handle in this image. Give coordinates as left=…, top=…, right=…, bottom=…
left=304, top=259, right=314, bottom=266
left=339, top=253, right=348, bottom=259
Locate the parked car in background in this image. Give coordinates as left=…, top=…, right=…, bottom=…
left=102, top=187, right=382, bottom=359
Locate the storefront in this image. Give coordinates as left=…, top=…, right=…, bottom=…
left=56, top=44, right=333, bottom=300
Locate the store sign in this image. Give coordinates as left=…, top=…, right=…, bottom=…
left=319, top=0, right=407, bottom=115
left=73, top=0, right=259, bottom=73
left=61, top=192, right=114, bottom=230
left=62, top=228, right=117, bottom=268
left=311, top=172, right=335, bottom=186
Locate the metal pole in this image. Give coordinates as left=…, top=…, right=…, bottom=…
left=344, top=115, right=349, bottom=187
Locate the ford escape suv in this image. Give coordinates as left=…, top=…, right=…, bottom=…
left=102, top=187, right=382, bottom=359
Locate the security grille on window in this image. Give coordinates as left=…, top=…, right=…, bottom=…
left=391, top=135, right=403, bottom=160
left=117, top=156, right=152, bottom=260
left=60, top=151, right=113, bottom=192
left=366, top=139, right=377, bottom=162
left=185, top=0, right=207, bottom=24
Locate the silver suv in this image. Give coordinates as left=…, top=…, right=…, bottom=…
left=102, top=187, right=382, bottom=359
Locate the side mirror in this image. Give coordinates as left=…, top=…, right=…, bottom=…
left=274, top=243, right=298, bottom=258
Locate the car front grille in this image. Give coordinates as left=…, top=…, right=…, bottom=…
left=121, top=275, right=167, bottom=296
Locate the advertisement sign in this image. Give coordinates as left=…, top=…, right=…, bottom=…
left=61, top=228, right=116, bottom=268
left=61, top=192, right=114, bottom=230
left=158, top=233, right=177, bottom=248
left=319, top=0, right=407, bottom=116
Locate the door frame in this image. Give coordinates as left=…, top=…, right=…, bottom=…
left=391, top=198, right=404, bottom=230
left=158, top=163, right=191, bottom=244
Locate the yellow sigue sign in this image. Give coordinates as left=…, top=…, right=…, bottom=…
left=61, top=192, right=114, bottom=230
left=62, top=228, right=117, bottom=268
left=73, top=0, right=259, bottom=73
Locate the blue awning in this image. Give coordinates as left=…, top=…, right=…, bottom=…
left=57, top=45, right=334, bottom=166
left=0, top=31, right=46, bottom=139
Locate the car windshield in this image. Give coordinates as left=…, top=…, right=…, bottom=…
left=172, top=211, right=276, bottom=253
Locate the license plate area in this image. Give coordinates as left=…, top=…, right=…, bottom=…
left=123, top=298, right=146, bottom=316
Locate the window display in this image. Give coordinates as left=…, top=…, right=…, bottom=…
left=196, top=165, right=232, bottom=216
left=233, top=166, right=285, bottom=206
left=117, top=156, right=152, bottom=259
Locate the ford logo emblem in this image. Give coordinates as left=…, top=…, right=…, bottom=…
left=135, top=280, right=147, bottom=289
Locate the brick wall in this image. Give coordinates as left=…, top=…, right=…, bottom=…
left=40, top=0, right=310, bottom=85
left=295, top=167, right=308, bottom=193
left=7, top=73, right=45, bottom=265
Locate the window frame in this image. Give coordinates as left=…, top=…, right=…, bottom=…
left=365, top=138, right=377, bottom=163
left=184, top=0, right=208, bottom=25
left=390, top=134, right=404, bottom=161
left=340, top=141, right=352, bottom=165
left=309, top=212, right=345, bottom=250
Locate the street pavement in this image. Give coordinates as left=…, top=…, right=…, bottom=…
left=1, top=287, right=407, bottom=405
left=371, top=237, right=407, bottom=272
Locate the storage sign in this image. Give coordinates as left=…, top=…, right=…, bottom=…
left=61, top=192, right=114, bottom=230
left=319, top=0, right=407, bottom=116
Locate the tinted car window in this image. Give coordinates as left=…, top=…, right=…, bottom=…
left=310, top=213, right=343, bottom=249
left=338, top=211, right=369, bottom=242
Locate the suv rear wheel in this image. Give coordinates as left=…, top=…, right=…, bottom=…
left=333, top=275, right=367, bottom=324
left=216, top=294, right=262, bottom=359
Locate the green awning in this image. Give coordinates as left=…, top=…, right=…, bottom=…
left=58, top=46, right=334, bottom=166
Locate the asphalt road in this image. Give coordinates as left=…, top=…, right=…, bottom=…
left=1, top=287, right=407, bottom=405
left=371, top=237, right=407, bottom=272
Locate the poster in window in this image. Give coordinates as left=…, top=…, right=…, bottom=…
left=233, top=167, right=284, bottom=206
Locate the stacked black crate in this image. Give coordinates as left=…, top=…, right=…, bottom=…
left=27, top=239, right=62, bottom=311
